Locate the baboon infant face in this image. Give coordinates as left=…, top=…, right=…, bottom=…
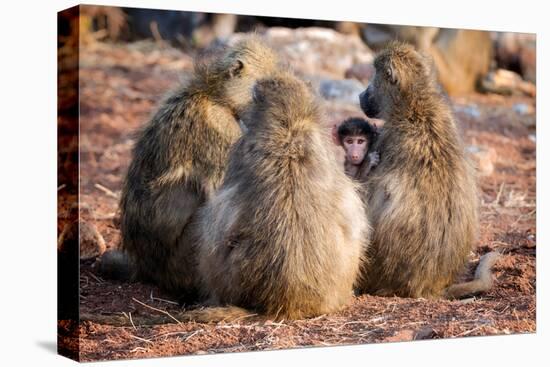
left=342, top=136, right=368, bottom=165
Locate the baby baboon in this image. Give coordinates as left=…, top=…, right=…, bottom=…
left=99, top=37, right=281, bottom=303
left=196, top=71, right=369, bottom=319
left=357, top=42, right=499, bottom=299
left=335, top=117, right=380, bottom=180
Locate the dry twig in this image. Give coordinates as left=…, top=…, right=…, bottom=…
left=94, top=183, right=120, bottom=199
left=149, top=290, right=179, bottom=305
left=129, top=312, right=137, bottom=330
left=132, top=297, right=181, bottom=324
left=129, top=334, right=153, bottom=344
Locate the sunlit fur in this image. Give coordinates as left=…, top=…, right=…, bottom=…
left=358, top=42, right=482, bottom=299
left=101, top=37, right=281, bottom=303
left=197, top=71, right=370, bottom=319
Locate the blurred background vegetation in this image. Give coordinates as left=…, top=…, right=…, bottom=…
left=59, top=5, right=535, bottom=97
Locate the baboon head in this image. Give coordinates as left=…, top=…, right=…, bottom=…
left=359, top=42, right=435, bottom=119
left=211, top=37, right=281, bottom=117
left=246, top=71, right=318, bottom=130
left=337, top=118, right=378, bottom=165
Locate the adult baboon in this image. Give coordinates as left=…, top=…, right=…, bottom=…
left=98, top=37, right=281, bottom=304
left=358, top=42, right=499, bottom=299
left=197, top=71, right=369, bottom=319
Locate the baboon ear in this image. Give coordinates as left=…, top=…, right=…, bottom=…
left=228, top=59, right=244, bottom=78
left=386, top=63, right=398, bottom=85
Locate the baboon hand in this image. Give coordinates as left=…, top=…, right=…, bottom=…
left=368, top=151, right=380, bottom=169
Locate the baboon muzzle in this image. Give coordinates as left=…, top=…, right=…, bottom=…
left=359, top=85, right=381, bottom=118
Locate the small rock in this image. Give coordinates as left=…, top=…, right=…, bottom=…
left=383, top=329, right=416, bottom=343
left=345, top=63, right=375, bottom=84
left=513, top=103, right=534, bottom=116
left=383, top=327, right=436, bottom=343
left=481, top=69, right=536, bottom=97
left=318, top=78, right=365, bottom=104
left=229, top=27, right=374, bottom=79
left=414, top=327, right=437, bottom=340
left=58, top=220, right=106, bottom=260
left=466, top=145, right=497, bottom=176
left=455, top=104, right=481, bottom=119
left=519, top=42, right=536, bottom=83
left=494, top=32, right=536, bottom=83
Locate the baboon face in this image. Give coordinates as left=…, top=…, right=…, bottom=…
left=342, top=135, right=368, bottom=165
left=359, top=42, right=432, bottom=119
left=336, top=118, right=378, bottom=165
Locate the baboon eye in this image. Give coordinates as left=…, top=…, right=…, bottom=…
left=358, top=139, right=366, bottom=144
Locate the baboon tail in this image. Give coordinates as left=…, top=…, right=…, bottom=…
left=95, top=250, right=133, bottom=281
left=444, top=251, right=501, bottom=300
left=80, top=306, right=259, bottom=326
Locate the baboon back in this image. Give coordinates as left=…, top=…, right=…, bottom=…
left=197, top=73, right=368, bottom=319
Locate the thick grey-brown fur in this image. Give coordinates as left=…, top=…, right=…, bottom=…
left=100, top=37, right=281, bottom=303
left=196, top=71, right=370, bottom=319
left=358, top=42, right=497, bottom=299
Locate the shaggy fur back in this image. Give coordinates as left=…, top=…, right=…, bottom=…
left=360, top=43, right=479, bottom=298
left=198, top=72, right=369, bottom=319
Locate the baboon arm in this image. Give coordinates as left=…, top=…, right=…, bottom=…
left=444, top=252, right=501, bottom=299
left=356, top=152, right=380, bottom=181
left=151, top=185, right=203, bottom=239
